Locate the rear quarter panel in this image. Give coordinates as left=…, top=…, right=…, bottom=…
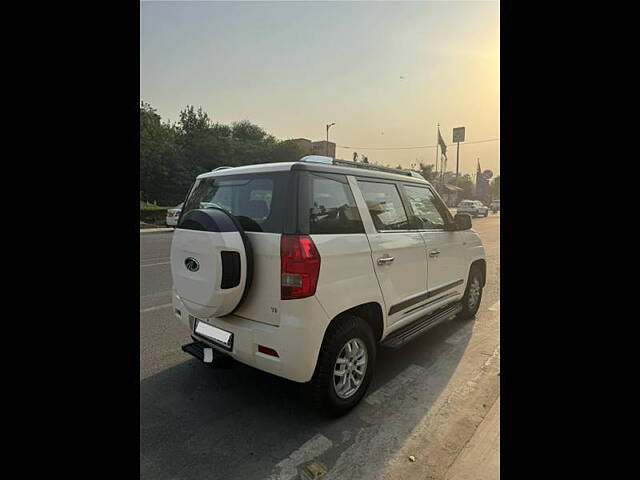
left=232, top=232, right=282, bottom=326
left=311, top=233, right=385, bottom=324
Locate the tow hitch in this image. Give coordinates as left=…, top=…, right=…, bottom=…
left=182, top=340, right=235, bottom=368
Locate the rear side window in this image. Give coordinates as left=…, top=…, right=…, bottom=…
left=308, top=173, right=364, bottom=234
left=357, top=181, right=410, bottom=231
left=181, top=173, right=287, bottom=233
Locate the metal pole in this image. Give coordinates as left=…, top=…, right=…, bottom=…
left=455, top=141, right=460, bottom=185
left=326, top=125, right=329, bottom=156
left=434, top=123, right=439, bottom=177
left=326, top=123, right=335, bottom=158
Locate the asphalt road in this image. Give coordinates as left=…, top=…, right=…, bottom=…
left=140, top=212, right=500, bottom=480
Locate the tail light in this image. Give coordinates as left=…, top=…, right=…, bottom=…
left=280, top=235, right=321, bottom=300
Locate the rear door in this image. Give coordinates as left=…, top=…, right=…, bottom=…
left=354, top=179, right=428, bottom=326
left=401, top=184, right=467, bottom=303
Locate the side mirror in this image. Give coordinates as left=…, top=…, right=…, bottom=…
left=454, top=213, right=472, bottom=231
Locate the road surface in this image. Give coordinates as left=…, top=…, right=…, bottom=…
left=140, top=213, right=500, bottom=480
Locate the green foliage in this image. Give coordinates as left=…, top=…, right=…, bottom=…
left=418, top=163, right=436, bottom=182
left=140, top=102, right=304, bottom=206
left=490, top=175, right=500, bottom=199
left=140, top=207, right=169, bottom=224
left=454, top=174, right=475, bottom=200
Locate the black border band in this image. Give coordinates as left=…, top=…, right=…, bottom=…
left=388, top=279, right=464, bottom=316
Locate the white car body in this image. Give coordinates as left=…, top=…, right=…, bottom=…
left=456, top=200, right=488, bottom=217
left=171, top=159, right=486, bottom=387
left=165, top=204, right=183, bottom=227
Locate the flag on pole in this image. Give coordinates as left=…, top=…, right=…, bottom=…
left=437, top=128, right=447, bottom=157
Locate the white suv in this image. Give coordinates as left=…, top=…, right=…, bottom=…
left=171, top=156, right=486, bottom=415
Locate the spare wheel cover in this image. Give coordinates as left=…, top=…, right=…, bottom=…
left=170, top=208, right=253, bottom=318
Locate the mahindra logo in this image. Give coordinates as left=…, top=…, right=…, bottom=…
left=184, top=257, right=200, bottom=272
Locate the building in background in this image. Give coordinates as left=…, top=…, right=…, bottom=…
left=289, top=138, right=336, bottom=158
left=440, top=184, right=463, bottom=207
left=311, top=140, right=336, bottom=158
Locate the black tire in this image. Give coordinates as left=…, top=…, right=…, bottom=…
left=307, top=314, right=377, bottom=416
left=458, top=266, right=484, bottom=320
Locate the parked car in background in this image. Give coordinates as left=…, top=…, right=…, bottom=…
left=490, top=200, right=500, bottom=213
left=166, top=203, right=183, bottom=227
left=456, top=200, right=488, bottom=218
left=171, top=156, right=486, bottom=415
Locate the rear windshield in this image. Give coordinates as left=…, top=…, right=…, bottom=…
left=180, top=172, right=288, bottom=233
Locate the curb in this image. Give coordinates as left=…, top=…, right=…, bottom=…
left=140, top=228, right=174, bottom=234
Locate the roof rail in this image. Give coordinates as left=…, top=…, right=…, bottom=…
left=211, top=166, right=234, bottom=172
left=299, top=156, right=425, bottom=180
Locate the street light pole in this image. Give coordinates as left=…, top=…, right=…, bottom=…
left=326, top=123, right=335, bottom=158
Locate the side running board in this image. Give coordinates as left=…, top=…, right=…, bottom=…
left=381, top=302, right=462, bottom=349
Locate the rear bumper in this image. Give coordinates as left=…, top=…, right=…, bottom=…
left=172, top=290, right=329, bottom=383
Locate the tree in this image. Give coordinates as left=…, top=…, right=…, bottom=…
left=140, top=102, right=179, bottom=204
left=140, top=101, right=316, bottom=206
left=455, top=174, right=475, bottom=200
left=418, top=163, right=436, bottom=182
left=231, top=120, right=268, bottom=142
left=490, top=176, right=500, bottom=199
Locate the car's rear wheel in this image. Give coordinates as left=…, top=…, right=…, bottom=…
left=458, top=266, right=483, bottom=320
left=307, top=314, right=376, bottom=416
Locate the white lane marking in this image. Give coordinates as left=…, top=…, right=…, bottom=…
left=268, top=434, right=333, bottom=480
left=366, top=364, right=426, bottom=406
left=489, top=300, right=500, bottom=312
left=140, top=303, right=172, bottom=313
left=140, top=256, right=170, bottom=264
left=140, top=262, right=170, bottom=268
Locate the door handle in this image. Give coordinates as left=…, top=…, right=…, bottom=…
left=377, top=255, right=395, bottom=265
left=429, top=249, right=441, bottom=258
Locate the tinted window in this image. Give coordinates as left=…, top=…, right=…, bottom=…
left=309, top=173, right=364, bottom=234
left=403, top=185, right=446, bottom=229
left=181, top=173, right=286, bottom=233
left=357, top=181, right=409, bottom=231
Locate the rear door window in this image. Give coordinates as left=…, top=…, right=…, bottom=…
left=308, top=173, right=364, bottom=234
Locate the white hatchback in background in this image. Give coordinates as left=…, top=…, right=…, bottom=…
left=171, top=156, right=486, bottom=416
left=456, top=200, right=489, bottom=218
left=165, top=203, right=183, bottom=227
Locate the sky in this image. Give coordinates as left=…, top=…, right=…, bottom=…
left=140, top=1, right=499, bottom=177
